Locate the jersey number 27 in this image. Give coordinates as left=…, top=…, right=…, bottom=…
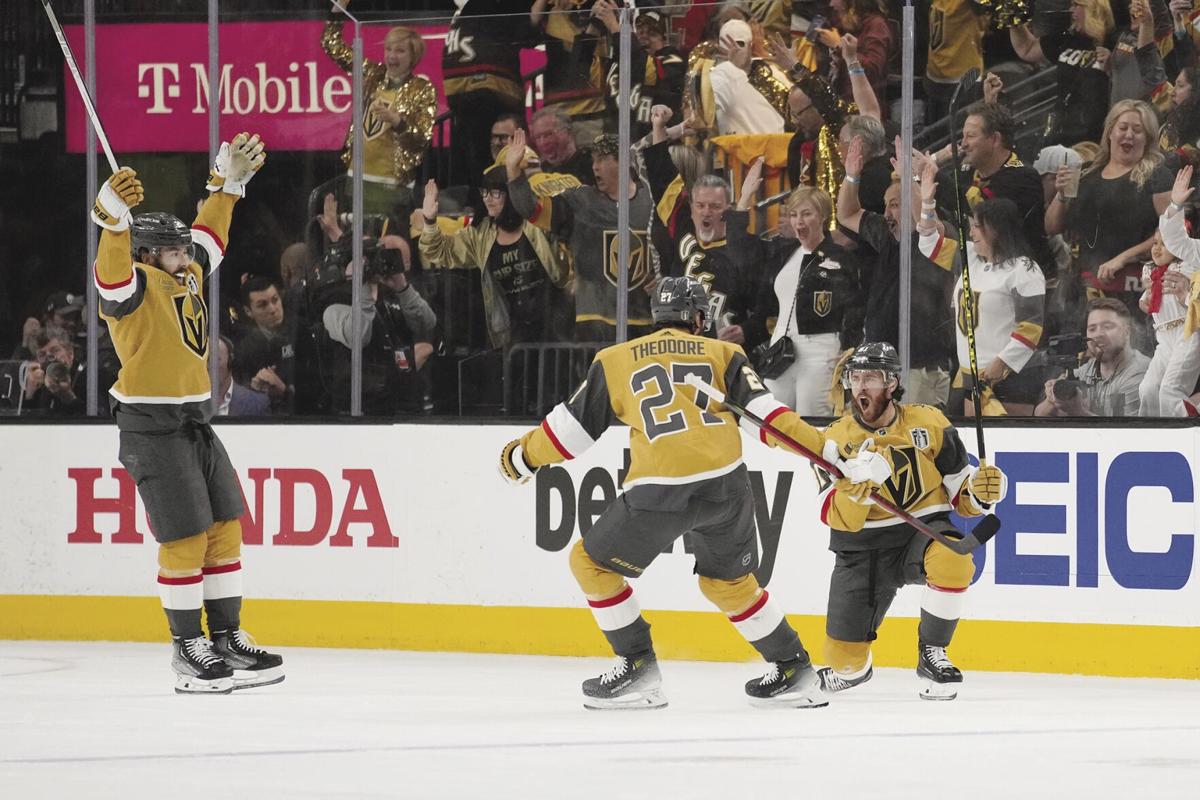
left=631, top=362, right=723, bottom=441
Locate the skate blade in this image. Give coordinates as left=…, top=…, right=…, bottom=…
left=747, top=694, right=829, bottom=709
left=918, top=679, right=960, bottom=701
left=174, top=675, right=234, bottom=695
left=583, top=689, right=668, bottom=710
left=231, top=666, right=285, bottom=690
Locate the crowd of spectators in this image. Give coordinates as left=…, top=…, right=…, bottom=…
left=9, top=0, right=1200, bottom=420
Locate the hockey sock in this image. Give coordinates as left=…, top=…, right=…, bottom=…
left=158, top=572, right=204, bottom=640
left=919, top=582, right=966, bottom=647
left=587, top=585, right=654, bottom=657
left=202, top=561, right=243, bottom=633
left=729, top=590, right=811, bottom=666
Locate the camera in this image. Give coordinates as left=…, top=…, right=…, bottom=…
left=1047, top=333, right=1087, bottom=367
left=44, top=360, right=70, bottom=385
left=309, top=213, right=403, bottom=291
left=1052, top=379, right=1085, bottom=401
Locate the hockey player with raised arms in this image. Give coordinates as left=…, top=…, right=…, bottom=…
left=814, top=341, right=1008, bottom=700
left=498, top=276, right=890, bottom=710
left=91, top=133, right=283, bottom=694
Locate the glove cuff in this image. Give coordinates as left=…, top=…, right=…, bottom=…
left=511, top=443, right=535, bottom=479
left=91, top=204, right=130, bottom=232
left=206, top=171, right=246, bottom=197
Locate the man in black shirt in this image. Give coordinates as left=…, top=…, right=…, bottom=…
left=839, top=138, right=957, bottom=409
left=235, top=276, right=297, bottom=414
left=936, top=102, right=1053, bottom=275
left=644, top=106, right=756, bottom=345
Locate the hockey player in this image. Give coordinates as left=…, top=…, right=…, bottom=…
left=814, top=342, right=1008, bottom=700
left=91, top=133, right=283, bottom=695
left=498, top=276, right=888, bottom=710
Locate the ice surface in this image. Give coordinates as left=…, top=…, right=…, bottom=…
left=2, top=642, right=1198, bottom=799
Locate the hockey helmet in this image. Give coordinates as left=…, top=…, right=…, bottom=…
left=651, top=275, right=709, bottom=327
left=131, top=212, right=193, bottom=255
left=841, top=341, right=902, bottom=389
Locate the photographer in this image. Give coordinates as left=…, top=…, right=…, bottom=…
left=315, top=232, right=436, bottom=416
left=1035, top=298, right=1151, bottom=417
left=27, top=326, right=84, bottom=416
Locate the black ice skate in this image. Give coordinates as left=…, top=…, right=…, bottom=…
left=816, top=657, right=874, bottom=694
left=745, top=660, right=828, bottom=708
left=582, top=652, right=667, bottom=710
left=172, top=636, right=234, bottom=695
left=212, top=628, right=285, bottom=690
left=917, top=643, right=962, bottom=701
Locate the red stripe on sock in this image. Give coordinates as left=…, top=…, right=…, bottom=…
left=588, top=585, right=633, bottom=609
left=202, top=562, right=241, bottom=575
left=157, top=574, right=202, bottom=586
left=927, top=582, right=967, bottom=593
left=729, top=590, right=769, bottom=623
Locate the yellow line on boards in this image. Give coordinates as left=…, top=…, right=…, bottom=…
left=2, top=595, right=1196, bottom=679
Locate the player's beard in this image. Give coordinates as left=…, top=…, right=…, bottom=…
left=854, top=390, right=891, bottom=427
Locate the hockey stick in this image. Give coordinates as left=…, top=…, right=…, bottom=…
left=682, top=374, right=1000, bottom=555
left=947, top=67, right=987, bottom=450
left=40, top=0, right=119, bottom=173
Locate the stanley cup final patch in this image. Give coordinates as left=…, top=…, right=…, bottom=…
left=910, top=427, right=930, bottom=450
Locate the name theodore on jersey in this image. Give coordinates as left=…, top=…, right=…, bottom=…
left=629, top=338, right=705, bottom=360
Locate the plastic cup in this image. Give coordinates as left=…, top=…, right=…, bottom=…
left=1062, top=164, right=1081, bottom=199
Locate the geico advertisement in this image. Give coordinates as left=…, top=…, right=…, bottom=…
left=0, top=424, right=1195, bottom=626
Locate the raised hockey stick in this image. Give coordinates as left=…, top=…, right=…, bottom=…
left=40, top=0, right=119, bottom=173
left=683, top=374, right=1000, bottom=555
left=947, top=67, right=988, bottom=451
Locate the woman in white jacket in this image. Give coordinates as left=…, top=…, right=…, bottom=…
left=1139, top=165, right=1200, bottom=416
left=914, top=158, right=1046, bottom=415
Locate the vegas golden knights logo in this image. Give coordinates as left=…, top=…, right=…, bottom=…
left=957, top=287, right=980, bottom=336
left=813, top=290, right=832, bottom=317
left=362, top=93, right=395, bottom=141
left=603, top=229, right=651, bottom=289
left=174, top=288, right=209, bottom=358
left=883, top=445, right=924, bottom=509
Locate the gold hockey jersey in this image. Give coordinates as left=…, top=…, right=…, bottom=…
left=519, top=327, right=826, bottom=488
left=816, top=403, right=986, bottom=550
left=95, top=193, right=235, bottom=429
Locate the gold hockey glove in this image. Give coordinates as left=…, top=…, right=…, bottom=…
left=968, top=460, right=1008, bottom=506
left=91, top=168, right=144, bottom=231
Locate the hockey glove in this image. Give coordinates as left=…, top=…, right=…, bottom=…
left=499, top=439, right=537, bottom=485
left=91, top=168, right=144, bottom=231
left=835, top=476, right=878, bottom=505
left=967, top=460, right=1007, bottom=507
left=207, top=132, right=266, bottom=197
left=840, top=439, right=892, bottom=486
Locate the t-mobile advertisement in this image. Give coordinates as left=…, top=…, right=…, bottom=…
left=64, top=21, right=548, bottom=153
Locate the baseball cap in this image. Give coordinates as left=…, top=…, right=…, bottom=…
left=45, top=291, right=84, bottom=316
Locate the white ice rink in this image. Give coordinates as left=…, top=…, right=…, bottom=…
left=2, top=641, right=1198, bottom=800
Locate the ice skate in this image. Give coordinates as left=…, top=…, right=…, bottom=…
left=172, top=636, right=234, bottom=694
left=745, top=660, right=828, bottom=708
left=817, top=655, right=874, bottom=694
left=212, top=628, right=285, bottom=690
left=582, top=652, right=667, bottom=710
left=917, top=643, right=962, bottom=701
